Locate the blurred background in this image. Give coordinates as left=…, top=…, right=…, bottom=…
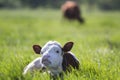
left=0, top=0, right=120, bottom=80
left=0, top=0, right=120, bottom=10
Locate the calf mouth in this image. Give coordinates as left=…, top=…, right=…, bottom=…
left=42, top=59, right=51, bottom=66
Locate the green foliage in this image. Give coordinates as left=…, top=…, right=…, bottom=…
left=98, top=0, right=120, bottom=10
left=0, top=9, right=120, bottom=80
left=0, top=0, right=120, bottom=10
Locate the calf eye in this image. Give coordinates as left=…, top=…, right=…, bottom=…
left=56, top=50, right=59, bottom=53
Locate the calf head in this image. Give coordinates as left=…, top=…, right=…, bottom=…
left=33, top=41, right=73, bottom=70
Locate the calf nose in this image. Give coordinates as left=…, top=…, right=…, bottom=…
left=42, top=55, right=50, bottom=61
left=42, top=55, right=51, bottom=65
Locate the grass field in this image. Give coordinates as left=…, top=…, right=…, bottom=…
left=0, top=9, right=120, bottom=80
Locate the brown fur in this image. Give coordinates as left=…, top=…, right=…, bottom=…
left=61, top=1, right=84, bottom=23
left=62, top=52, right=79, bottom=72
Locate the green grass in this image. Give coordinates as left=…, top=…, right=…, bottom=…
left=0, top=9, right=120, bottom=80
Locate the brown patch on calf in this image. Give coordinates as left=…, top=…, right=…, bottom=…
left=62, top=53, right=79, bottom=72
left=62, top=41, right=79, bottom=72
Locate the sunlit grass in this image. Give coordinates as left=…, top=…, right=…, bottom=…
left=0, top=9, right=120, bottom=80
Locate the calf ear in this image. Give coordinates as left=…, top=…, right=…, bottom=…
left=33, top=45, right=42, bottom=54
left=62, top=42, right=74, bottom=52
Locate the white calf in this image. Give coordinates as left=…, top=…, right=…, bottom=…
left=23, top=41, right=79, bottom=79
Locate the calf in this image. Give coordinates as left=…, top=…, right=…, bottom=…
left=23, top=41, right=80, bottom=80
left=61, top=1, right=84, bottom=23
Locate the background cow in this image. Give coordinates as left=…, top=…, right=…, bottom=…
left=61, top=1, right=84, bottom=23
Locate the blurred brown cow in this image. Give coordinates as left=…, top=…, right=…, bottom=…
left=61, top=1, right=84, bottom=23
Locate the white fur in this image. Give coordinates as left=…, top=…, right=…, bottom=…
left=41, top=41, right=63, bottom=75
left=23, top=57, right=44, bottom=75
left=41, top=41, right=62, bottom=54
